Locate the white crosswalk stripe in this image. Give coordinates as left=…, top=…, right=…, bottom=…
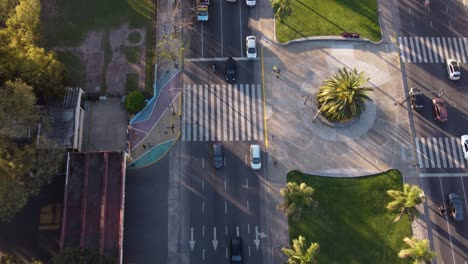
left=181, top=84, right=264, bottom=142
left=398, top=36, right=468, bottom=63
left=415, top=137, right=468, bottom=169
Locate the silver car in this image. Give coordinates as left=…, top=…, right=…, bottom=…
left=446, top=58, right=461, bottom=80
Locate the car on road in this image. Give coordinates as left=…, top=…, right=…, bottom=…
left=231, top=237, right=242, bottom=263
left=213, top=143, right=224, bottom=169
left=246, top=0, right=255, bottom=7
left=461, top=135, right=468, bottom=160
left=409, top=87, right=423, bottom=110
left=225, top=57, right=237, bottom=83
left=246, top=36, right=256, bottom=59
left=449, top=193, right=464, bottom=221
left=249, top=144, right=261, bottom=170
left=446, top=58, right=461, bottom=80
left=432, top=97, right=447, bottom=122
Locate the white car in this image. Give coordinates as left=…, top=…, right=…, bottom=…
left=246, top=36, right=256, bottom=59
left=246, top=0, right=255, bottom=6
left=249, top=144, right=261, bottom=170
left=461, top=135, right=468, bottom=160
left=446, top=58, right=461, bottom=80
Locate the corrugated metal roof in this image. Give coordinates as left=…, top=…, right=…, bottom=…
left=46, top=87, right=83, bottom=109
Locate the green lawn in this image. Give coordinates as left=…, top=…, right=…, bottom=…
left=275, top=0, right=382, bottom=43
left=287, top=170, right=411, bottom=264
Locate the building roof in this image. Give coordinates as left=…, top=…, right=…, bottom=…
left=60, top=152, right=126, bottom=263
left=46, top=87, right=83, bottom=109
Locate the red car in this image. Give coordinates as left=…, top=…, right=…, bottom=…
left=432, top=98, right=447, bottom=122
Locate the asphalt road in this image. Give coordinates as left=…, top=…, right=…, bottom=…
left=395, top=0, right=468, bottom=262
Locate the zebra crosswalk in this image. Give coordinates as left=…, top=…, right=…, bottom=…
left=181, top=84, right=264, bottom=142
left=398, top=36, right=468, bottom=64
left=415, top=137, right=468, bottom=169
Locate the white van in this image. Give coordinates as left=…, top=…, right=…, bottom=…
left=250, top=144, right=261, bottom=170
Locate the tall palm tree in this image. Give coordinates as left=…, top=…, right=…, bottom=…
left=282, top=235, right=320, bottom=264
left=316, top=67, right=373, bottom=122
left=387, top=183, right=425, bottom=222
left=278, top=182, right=317, bottom=220
left=398, top=236, right=436, bottom=263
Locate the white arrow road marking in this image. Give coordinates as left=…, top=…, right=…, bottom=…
left=203, top=249, right=205, bottom=260
left=248, top=224, right=250, bottom=234
left=224, top=178, right=227, bottom=190
left=189, top=227, right=195, bottom=251
left=254, top=226, right=260, bottom=250
left=202, top=225, right=205, bottom=237
left=202, top=202, right=205, bottom=213
left=202, top=179, right=205, bottom=190
left=212, top=227, right=219, bottom=251
left=225, top=225, right=228, bottom=236
left=202, top=158, right=205, bottom=168
left=259, top=231, right=268, bottom=239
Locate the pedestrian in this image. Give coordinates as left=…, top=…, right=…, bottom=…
left=142, top=144, right=147, bottom=149
left=273, top=65, right=278, bottom=73
left=273, top=161, right=278, bottom=166
left=276, top=72, right=280, bottom=79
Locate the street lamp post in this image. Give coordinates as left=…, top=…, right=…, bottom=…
left=168, top=87, right=192, bottom=115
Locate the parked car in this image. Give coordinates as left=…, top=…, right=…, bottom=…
left=449, top=193, right=464, bottom=221
left=446, top=58, right=461, bottom=80
left=246, top=36, right=257, bottom=59
left=246, top=0, right=255, bottom=7
left=432, top=97, right=447, bottom=122
left=231, top=237, right=242, bottom=263
left=409, top=87, right=423, bottom=110
left=225, top=57, right=237, bottom=83
left=249, top=144, right=261, bottom=170
left=213, top=143, right=224, bottom=169
left=461, top=135, right=468, bottom=160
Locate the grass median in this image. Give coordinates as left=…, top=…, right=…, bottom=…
left=275, top=0, right=382, bottom=43
left=287, top=169, right=411, bottom=263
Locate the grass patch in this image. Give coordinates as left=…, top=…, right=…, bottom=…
left=125, top=73, right=139, bottom=92
left=128, top=31, right=142, bottom=44
left=56, top=50, right=86, bottom=88
left=121, top=46, right=141, bottom=64
left=275, top=0, right=382, bottom=43
left=287, top=169, right=411, bottom=264
left=41, top=0, right=154, bottom=47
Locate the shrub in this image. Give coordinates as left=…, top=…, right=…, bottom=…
left=125, top=90, right=146, bottom=114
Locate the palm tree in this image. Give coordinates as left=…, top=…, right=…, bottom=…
left=386, top=183, right=425, bottom=222
left=278, top=182, right=317, bottom=220
left=316, top=67, right=373, bottom=122
left=398, top=236, right=436, bottom=263
left=271, top=0, right=290, bottom=21
left=282, top=235, right=319, bottom=264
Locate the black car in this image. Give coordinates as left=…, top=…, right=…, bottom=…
left=213, top=143, right=224, bottom=169
left=225, top=57, right=237, bottom=83
left=449, top=193, right=464, bottom=221
left=409, top=87, right=423, bottom=110
left=231, top=237, right=242, bottom=263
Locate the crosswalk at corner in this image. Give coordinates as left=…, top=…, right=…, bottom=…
left=398, top=36, right=468, bottom=64
left=414, top=137, right=468, bottom=169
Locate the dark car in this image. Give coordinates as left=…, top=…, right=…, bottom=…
left=449, top=193, right=464, bottom=221
left=409, top=87, right=423, bottom=110
left=225, top=57, right=237, bottom=83
left=432, top=97, right=447, bottom=122
left=231, top=237, right=242, bottom=263
left=213, top=143, right=223, bottom=169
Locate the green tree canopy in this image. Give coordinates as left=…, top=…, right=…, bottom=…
left=398, top=236, right=436, bottom=264
left=282, top=235, right=319, bottom=264
left=387, top=183, right=425, bottom=222
left=278, top=182, right=317, bottom=220
left=316, top=67, right=373, bottom=122
left=125, top=90, right=146, bottom=114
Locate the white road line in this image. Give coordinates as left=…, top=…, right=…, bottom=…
left=433, top=138, right=441, bottom=168
left=456, top=138, right=466, bottom=168
left=225, top=225, right=228, bottom=236
left=257, top=85, right=264, bottom=141
left=425, top=37, right=433, bottom=63
left=225, top=248, right=228, bottom=259
left=450, top=138, right=459, bottom=168
left=229, top=84, right=234, bottom=141
left=420, top=37, right=428, bottom=63
left=431, top=37, right=439, bottom=63
left=239, top=2, right=243, bottom=57
left=192, top=85, right=198, bottom=141
left=461, top=178, right=468, bottom=220
left=448, top=37, right=455, bottom=59
left=240, top=85, right=246, bottom=141
left=216, top=84, right=222, bottom=141
left=427, top=138, right=435, bottom=168
left=421, top=138, right=429, bottom=168
left=409, top=37, right=417, bottom=62
left=444, top=138, right=452, bottom=168
left=223, top=84, right=228, bottom=141
left=203, top=249, right=205, bottom=261
left=203, top=225, right=205, bottom=237
left=463, top=38, right=468, bottom=63
left=187, top=57, right=260, bottom=62
left=224, top=178, right=227, bottom=190
left=181, top=85, right=187, bottom=141
left=202, top=158, right=205, bottom=168
left=415, top=138, right=423, bottom=167
left=458, top=38, right=466, bottom=63
left=453, top=37, right=461, bottom=62
left=246, top=84, right=252, bottom=140
left=247, top=200, right=250, bottom=211
left=419, top=173, right=468, bottom=177
left=403, top=37, right=410, bottom=62
left=236, top=226, right=239, bottom=237
left=201, top=25, right=204, bottom=58
left=210, top=84, right=215, bottom=141
left=439, top=178, right=456, bottom=263
left=399, top=37, right=406, bottom=62
left=248, top=224, right=250, bottom=234
left=415, top=37, right=422, bottom=62
left=204, top=85, right=209, bottom=140
left=220, top=0, right=224, bottom=57
left=202, top=202, right=205, bottom=213
left=202, top=179, right=205, bottom=190
left=225, top=201, right=227, bottom=214
left=439, top=138, right=448, bottom=168
left=437, top=37, right=444, bottom=62
left=442, top=37, right=450, bottom=60
left=187, top=88, right=192, bottom=141
left=252, top=84, right=258, bottom=140
left=234, top=85, right=240, bottom=141
left=198, top=85, right=205, bottom=141
left=248, top=245, right=251, bottom=256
